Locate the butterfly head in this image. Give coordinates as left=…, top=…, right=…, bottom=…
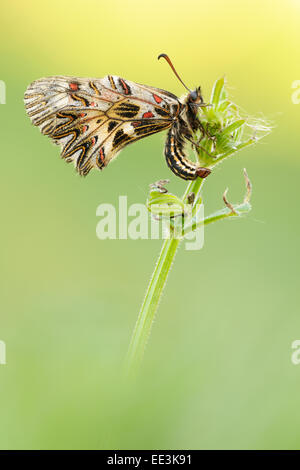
left=188, top=87, right=204, bottom=104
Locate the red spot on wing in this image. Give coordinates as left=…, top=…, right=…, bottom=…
left=82, top=125, right=88, bottom=132
left=91, top=137, right=96, bottom=146
left=132, top=121, right=142, bottom=128
left=69, top=82, right=78, bottom=91
left=120, top=79, right=129, bottom=95
left=80, top=112, right=86, bottom=117
left=90, top=102, right=96, bottom=107
left=99, top=147, right=105, bottom=161
left=153, top=94, right=162, bottom=104
left=143, top=111, right=154, bottom=119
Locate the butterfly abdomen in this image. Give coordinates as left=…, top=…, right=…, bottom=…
left=165, top=128, right=199, bottom=180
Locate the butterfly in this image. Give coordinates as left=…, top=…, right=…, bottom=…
left=24, top=54, right=211, bottom=180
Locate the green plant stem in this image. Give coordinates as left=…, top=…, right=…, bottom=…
left=125, top=178, right=205, bottom=374
left=182, top=201, right=251, bottom=237
left=126, top=236, right=180, bottom=372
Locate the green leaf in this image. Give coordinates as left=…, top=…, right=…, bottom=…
left=221, top=119, right=245, bottom=136
left=211, top=77, right=226, bottom=108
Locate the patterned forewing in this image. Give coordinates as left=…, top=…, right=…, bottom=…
left=24, top=75, right=180, bottom=175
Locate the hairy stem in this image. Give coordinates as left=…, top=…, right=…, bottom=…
left=125, top=178, right=205, bottom=374
left=126, top=236, right=180, bottom=372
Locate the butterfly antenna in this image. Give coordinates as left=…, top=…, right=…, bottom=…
left=158, top=54, right=191, bottom=93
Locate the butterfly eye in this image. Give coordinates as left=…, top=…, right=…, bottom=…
left=189, top=90, right=198, bottom=101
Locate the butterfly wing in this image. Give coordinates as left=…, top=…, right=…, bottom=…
left=24, top=75, right=180, bottom=175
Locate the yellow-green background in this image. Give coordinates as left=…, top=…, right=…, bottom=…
left=1, top=0, right=300, bottom=450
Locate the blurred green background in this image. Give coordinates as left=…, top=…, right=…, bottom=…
left=1, top=0, right=300, bottom=450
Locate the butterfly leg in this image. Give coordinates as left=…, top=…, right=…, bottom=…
left=183, top=134, right=215, bottom=159
left=180, top=120, right=216, bottom=158
left=196, top=121, right=217, bottom=151
left=164, top=128, right=211, bottom=180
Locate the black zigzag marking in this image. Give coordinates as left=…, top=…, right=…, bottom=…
left=133, top=122, right=169, bottom=137
left=112, top=129, right=131, bottom=149
left=113, top=102, right=140, bottom=118
left=154, top=107, right=170, bottom=118
left=108, top=120, right=118, bottom=132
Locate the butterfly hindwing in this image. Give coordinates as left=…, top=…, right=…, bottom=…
left=24, top=75, right=180, bottom=175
